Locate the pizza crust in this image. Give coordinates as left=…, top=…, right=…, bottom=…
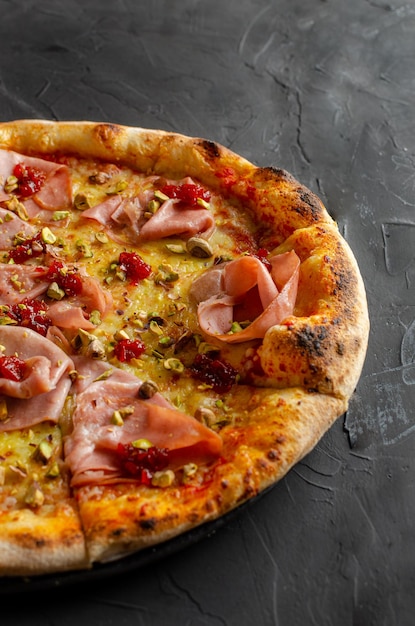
left=0, top=120, right=369, bottom=574
left=0, top=505, right=88, bottom=576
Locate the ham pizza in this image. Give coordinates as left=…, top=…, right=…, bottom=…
left=0, top=120, right=369, bottom=576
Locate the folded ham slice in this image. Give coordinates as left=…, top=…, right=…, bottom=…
left=0, top=326, right=74, bottom=431
left=190, top=251, right=300, bottom=343
left=0, top=149, right=72, bottom=216
left=81, top=196, right=146, bottom=245
left=47, top=271, right=113, bottom=330
left=138, top=198, right=215, bottom=242
left=82, top=189, right=215, bottom=244
left=65, top=364, right=223, bottom=486
left=0, top=261, right=112, bottom=330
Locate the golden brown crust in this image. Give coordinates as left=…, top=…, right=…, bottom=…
left=0, top=119, right=369, bottom=574
left=0, top=505, right=87, bottom=576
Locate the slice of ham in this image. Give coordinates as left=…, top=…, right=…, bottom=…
left=47, top=271, right=113, bottom=330
left=138, top=198, right=215, bottom=242
left=81, top=196, right=146, bottom=245
left=0, top=261, right=112, bottom=330
left=0, top=149, right=72, bottom=215
left=82, top=194, right=215, bottom=244
left=190, top=251, right=300, bottom=343
left=0, top=264, right=49, bottom=305
left=0, top=326, right=74, bottom=431
left=64, top=364, right=223, bottom=486
left=0, top=208, right=36, bottom=250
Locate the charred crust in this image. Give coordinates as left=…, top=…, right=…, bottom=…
left=139, top=517, right=157, bottom=531
left=257, top=166, right=292, bottom=182
left=199, top=139, right=221, bottom=161
left=336, top=342, right=345, bottom=355
left=331, top=265, right=354, bottom=296
left=267, top=449, right=280, bottom=461
left=295, top=325, right=329, bottom=357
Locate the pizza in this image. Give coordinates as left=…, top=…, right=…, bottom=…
left=0, top=120, right=369, bottom=576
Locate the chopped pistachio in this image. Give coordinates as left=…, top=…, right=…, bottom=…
left=25, top=482, right=45, bottom=508
left=196, top=197, right=210, bottom=210
left=159, top=336, right=173, bottom=347
left=194, top=406, right=218, bottom=428
left=0, top=316, right=16, bottom=326
left=165, top=243, right=186, bottom=254
left=182, top=463, right=198, bottom=483
left=35, top=439, right=54, bottom=463
left=73, top=193, right=90, bottom=210
left=3, top=211, right=15, bottom=222
left=89, top=171, right=110, bottom=185
left=229, top=321, right=244, bottom=334
left=154, top=263, right=179, bottom=284
left=4, top=175, right=18, bottom=193
left=52, top=210, right=70, bottom=221
left=198, top=341, right=221, bottom=356
left=186, top=236, right=214, bottom=258
left=151, top=469, right=175, bottom=488
left=131, top=438, right=153, bottom=450
left=149, top=320, right=164, bottom=336
left=173, top=330, right=193, bottom=354
left=89, top=310, right=102, bottom=326
left=46, top=461, right=60, bottom=478
left=114, top=328, right=130, bottom=341
left=147, top=199, right=160, bottom=213
left=10, top=274, right=22, bottom=291
left=95, top=232, right=109, bottom=244
left=13, top=232, right=28, bottom=245
left=107, top=179, right=128, bottom=194
left=151, top=349, right=164, bottom=360
left=47, top=281, right=65, bottom=301
left=138, top=380, right=159, bottom=399
left=76, top=239, right=93, bottom=258
left=72, top=329, right=106, bottom=359
left=163, top=358, right=184, bottom=373
left=119, top=405, right=134, bottom=418
left=41, top=227, right=57, bottom=244
left=111, top=410, right=124, bottom=426
left=154, top=189, right=169, bottom=202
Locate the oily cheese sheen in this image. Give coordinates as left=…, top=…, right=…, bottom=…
left=0, top=120, right=369, bottom=575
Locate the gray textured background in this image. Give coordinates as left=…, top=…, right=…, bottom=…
left=1, top=1, right=415, bottom=624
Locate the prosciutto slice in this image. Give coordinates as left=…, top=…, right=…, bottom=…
left=64, top=364, right=223, bottom=486
left=0, top=149, right=72, bottom=215
left=0, top=326, right=74, bottom=431
left=190, top=251, right=300, bottom=343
